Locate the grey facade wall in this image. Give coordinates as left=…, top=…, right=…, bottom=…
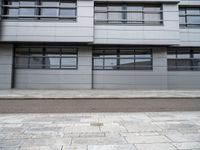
left=0, top=44, right=13, bottom=89
left=94, top=4, right=180, bottom=45
left=93, top=47, right=168, bottom=89
left=0, top=1, right=94, bottom=43
left=15, top=46, right=92, bottom=89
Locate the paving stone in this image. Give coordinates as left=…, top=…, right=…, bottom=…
left=0, top=139, right=21, bottom=147
left=19, top=146, right=62, bottom=150
left=0, top=147, right=20, bottom=150
left=135, top=143, right=177, bottom=150
left=124, top=124, right=162, bottom=132
left=125, top=135, right=170, bottom=144
left=88, top=145, right=137, bottom=150
left=79, top=132, right=105, bottom=137
left=20, top=138, right=71, bottom=147
left=62, top=145, right=88, bottom=150
left=173, top=142, right=200, bottom=149
left=166, top=133, right=200, bottom=142
left=72, top=137, right=126, bottom=145
left=100, top=123, right=127, bottom=133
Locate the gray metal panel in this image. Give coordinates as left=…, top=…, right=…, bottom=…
left=93, top=47, right=168, bottom=89
left=0, top=44, right=13, bottom=89
left=94, top=4, right=180, bottom=45
left=15, top=46, right=92, bottom=89
left=0, top=1, right=94, bottom=43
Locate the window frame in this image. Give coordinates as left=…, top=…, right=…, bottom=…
left=179, top=7, right=200, bottom=28
left=14, top=46, right=78, bottom=70
left=93, top=48, right=153, bottom=70
left=2, top=0, right=77, bottom=21
left=167, top=49, right=200, bottom=71
left=94, top=3, right=163, bottom=25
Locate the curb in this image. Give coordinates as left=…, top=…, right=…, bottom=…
left=0, top=97, right=200, bottom=100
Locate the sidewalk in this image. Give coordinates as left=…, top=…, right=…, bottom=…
left=0, top=90, right=200, bottom=99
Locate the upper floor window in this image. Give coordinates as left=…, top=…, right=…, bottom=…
left=180, top=7, right=200, bottom=28
left=168, top=49, right=200, bottom=71
left=93, top=48, right=152, bottom=70
left=94, top=3, right=163, bottom=25
left=15, top=46, right=78, bottom=69
left=2, top=0, right=77, bottom=20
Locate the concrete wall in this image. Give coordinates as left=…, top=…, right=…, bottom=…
left=0, top=44, right=13, bottom=89
left=94, top=4, right=180, bottom=45
left=93, top=47, right=168, bottom=89
left=15, top=46, right=92, bottom=89
left=0, top=0, right=94, bottom=43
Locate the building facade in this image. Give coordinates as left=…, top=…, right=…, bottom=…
left=0, top=0, right=199, bottom=89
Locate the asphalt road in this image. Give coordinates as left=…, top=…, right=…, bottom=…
left=0, top=98, right=200, bottom=113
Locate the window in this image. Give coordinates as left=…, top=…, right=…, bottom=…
left=93, top=48, right=152, bottom=70
left=95, top=3, right=162, bottom=25
left=2, top=0, right=77, bottom=20
left=179, top=7, right=200, bottom=28
left=167, top=49, right=200, bottom=71
left=15, top=46, right=78, bottom=69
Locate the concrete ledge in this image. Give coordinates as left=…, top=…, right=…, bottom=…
left=0, top=90, right=200, bottom=99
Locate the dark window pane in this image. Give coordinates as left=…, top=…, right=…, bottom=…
left=15, top=48, right=29, bottom=56
left=193, top=59, right=200, bottom=71
left=187, top=16, right=200, bottom=24
left=176, top=59, right=192, bottom=70
left=144, top=6, right=161, bottom=12
left=60, top=9, right=76, bottom=17
left=167, top=59, right=176, bottom=71
left=95, top=6, right=107, bottom=11
left=30, top=57, right=43, bottom=68
left=60, top=0, right=76, bottom=7
left=95, top=13, right=107, bottom=21
left=104, top=58, right=117, bottom=69
left=5, top=0, right=19, bottom=6
left=127, top=6, right=142, bottom=11
left=46, top=48, right=60, bottom=57
left=120, top=50, right=134, bottom=58
left=45, top=57, right=60, bottom=68
left=187, top=8, right=200, bottom=15
left=93, top=58, right=103, bottom=69
left=6, top=8, right=18, bottom=16
left=177, top=50, right=190, bottom=58
left=20, top=0, right=35, bottom=6
left=127, top=12, right=142, bottom=22
left=41, top=8, right=59, bottom=16
left=144, top=13, right=161, bottom=22
left=41, top=0, right=59, bottom=6
left=167, top=50, right=176, bottom=59
left=135, top=59, right=152, bottom=70
left=93, top=50, right=104, bottom=58
left=15, top=57, right=29, bottom=68
left=104, top=50, right=117, bottom=58
left=119, top=59, right=134, bottom=69
left=180, top=16, right=186, bottom=24
left=108, top=12, right=122, bottom=23
left=61, top=48, right=77, bottom=57
left=135, top=50, right=151, bottom=58
left=61, top=58, right=76, bottom=68
left=194, top=50, right=200, bottom=58
left=179, top=8, right=186, bottom=15
left=30, top=48, right=43, bottom=56
left=19, top=8, right=35, bottom=16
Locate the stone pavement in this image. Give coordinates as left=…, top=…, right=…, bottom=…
left=1, top=90, right=200, bottom=99
left=0, top=112, right=200, bottom=150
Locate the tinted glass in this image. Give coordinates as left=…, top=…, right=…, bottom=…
left=119, top=59, right=134, bottom=69
left=45, top=57, right=60, bottom=68
left=194, top=50, right=200, bottom=58
left=41, top=8, right=59, bottom=16
left=104, top=59, right=117, bottom=69
left=135, top=59, right=152, bottom=70
left=176, top=59, right=192, bottom=71
left=93, top=59, right=103, bottom=69
left=177, top=50, right=190, bottom=58
left=61, top=58, right=76, bottom=68
left=60, top=9, right=76, bottom=17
